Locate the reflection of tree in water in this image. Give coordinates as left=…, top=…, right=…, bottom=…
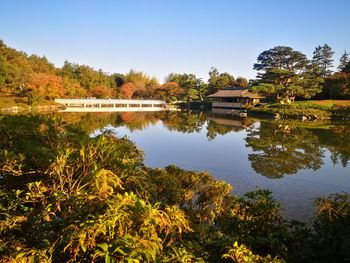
left=245, top=121, right=324, bottom=178
left=206, top=114, right=255, bottom=140
left=59, top=111, right=257, bottom=140
left=160, top=111, right=255, bottom=139
left=116, top=112, right=159, bottom=132
left=57, top=112, right=117, bottom=133
left=206, top=121, right=234, bottom=140
left=160, top=111, right=207, bottom=133
left=56, top=112, right=350, bottom=173
left=58, top=112, right=159, bottom=133
left=59, top=111, right=208, bottom=134
left=312, top=125, right=350, bottom=167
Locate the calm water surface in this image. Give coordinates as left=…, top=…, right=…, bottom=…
left=61, top=111, right=350, bottom=221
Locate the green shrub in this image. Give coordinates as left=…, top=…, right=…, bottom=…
left=1, top=114, right=350, bottom=262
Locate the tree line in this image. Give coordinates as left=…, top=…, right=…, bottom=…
left=0, top=40, right=247, bottom=104
left=0, top=39, right=349, bottom=104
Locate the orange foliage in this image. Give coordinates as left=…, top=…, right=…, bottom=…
left=161, top=82, right=183, bottom=94
left=27, top=73, right=66, bottom=99
left=235, top=77, right=248, bottom=87
left=120, top=112, right=136, bottom=122
left=120, top=82, right=135, bottom=99
left=155, top=82, right=184, bottom=100
left=89, top=85, right=115, bottom=98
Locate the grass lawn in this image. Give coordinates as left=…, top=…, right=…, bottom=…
left=0, top=95, right=29, bottom=108
left=268, top=100, right=350, bottom=110
left=0, top=95, right=61, bottom=110
left=250, top=99, right=350, bottom=119
left=309, top=100, right=350, bottom=107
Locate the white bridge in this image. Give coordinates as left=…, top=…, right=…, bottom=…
left=54, top=98, right=168, bottom=112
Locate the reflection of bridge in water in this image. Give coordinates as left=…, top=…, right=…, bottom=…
left=54, top=99, right=168, bottom=112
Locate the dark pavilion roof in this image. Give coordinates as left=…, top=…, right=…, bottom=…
left=207, top=87, right=264, bottom=99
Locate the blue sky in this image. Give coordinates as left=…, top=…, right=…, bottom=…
left=1, top=0, right=349, bottom=82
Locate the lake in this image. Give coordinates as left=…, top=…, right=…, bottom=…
left=58, top=110, right=350, bottom=221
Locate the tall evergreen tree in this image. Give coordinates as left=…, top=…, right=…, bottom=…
left=338, top=50, right=349, bottom=71
left=252, top=46, right=323, bottom=102
left=343, top=60, right=350, bottom=73
left=254, top=46, right=308, bottom=73
left=312, top=44, right=335, bottom=77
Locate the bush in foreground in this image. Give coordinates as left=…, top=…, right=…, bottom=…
left=0, top=115, right=349, bottom=262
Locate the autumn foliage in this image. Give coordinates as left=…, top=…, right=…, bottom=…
left=157, top=82, right=184, bottom=101
left=120, top=82, right=135, bottom=99
left=88, top=85, right=116, bottom=98
left=27, top=73, right=65, bottom=103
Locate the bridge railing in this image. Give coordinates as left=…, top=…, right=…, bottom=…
left=54, top=99, right=166, bottom=105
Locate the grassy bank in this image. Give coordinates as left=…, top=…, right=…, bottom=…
left=0, top=96, right=29, bottom=108
left=0, top=95, right=63, bottom=112
left=249, top=100, right=350, bottom=120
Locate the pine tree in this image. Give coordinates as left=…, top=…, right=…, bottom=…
left=312, top=44, right=335, bottom=77
left=343, top=61, right=350, bottom=73
left=338, top=50, right=349, bottom=71
left=252, top=46, right=323, bottom=102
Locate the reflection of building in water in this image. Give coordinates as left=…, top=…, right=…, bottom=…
left=208, top=87, right=263, bottom=116
left=207, top=115, right=254, bottom=131
left=211, top=108, right=245, bottom=115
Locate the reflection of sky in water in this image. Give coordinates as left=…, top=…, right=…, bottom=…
left=95, top=120, right=350, bottom=222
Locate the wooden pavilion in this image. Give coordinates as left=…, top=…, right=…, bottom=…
left=207, top=87, right=263, bottom=110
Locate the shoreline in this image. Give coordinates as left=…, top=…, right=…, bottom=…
left=248, top=107, right=350, bottom=121
left=2, top=95, right=350, bottom=122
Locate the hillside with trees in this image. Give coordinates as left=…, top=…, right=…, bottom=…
left=0, top=40, right=251, bottom=106
left=1, top=39, right=349, bottom=110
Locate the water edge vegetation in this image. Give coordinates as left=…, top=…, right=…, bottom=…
left=0, top=114, right=350, bottom=262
